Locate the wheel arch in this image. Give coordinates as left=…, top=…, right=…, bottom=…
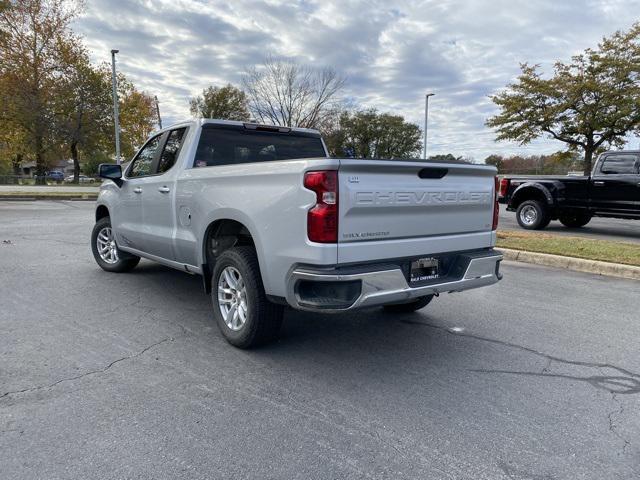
left=199, top=215, right=264, bottom=294
left=510, top=183, right=555, bottom=209
left=95, top=204, right=110, bottom=222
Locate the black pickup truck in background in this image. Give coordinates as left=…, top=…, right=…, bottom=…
left=498, top=151, right=640, bottom=230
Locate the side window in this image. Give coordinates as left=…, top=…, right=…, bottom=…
left=129, top=135, right=162, bottom=177
left=158, top=128, right=187, bottom=174
left=600, top=155, right=638, bottom=175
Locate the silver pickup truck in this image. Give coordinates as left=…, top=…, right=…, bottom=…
left=92, top=119, right=503, bottom=348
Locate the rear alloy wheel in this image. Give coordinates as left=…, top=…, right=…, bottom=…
left=211, top=246, right=283, bottom=348
left=217, top=266, right=249, bottom=331
left=383, top=295, right=434, bottom=313
left=516, top=200, right=550, bottom=230
left=559, top=212, right=592, bottom=228
left=91, top=217, right=140, bottom=272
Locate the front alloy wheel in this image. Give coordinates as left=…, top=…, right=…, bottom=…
left=96, top=226, right=119, bottom=264
left=91, top=216, right=140, bottom=272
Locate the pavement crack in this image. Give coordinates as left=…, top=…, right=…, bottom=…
left=607, top=393, right=631, bottom=455
left=0, top=337, right=174, bottom=401
left=470, top=369, right=640, bottom=395
left=497, top=460, right=556, bottom=480
left=402, top=319, right=640, bottom=394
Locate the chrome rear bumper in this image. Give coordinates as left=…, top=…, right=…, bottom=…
left=286, top=250, right=503, bottom=312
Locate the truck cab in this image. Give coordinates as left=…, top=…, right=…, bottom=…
left=589, top=152, right=640, bottom=216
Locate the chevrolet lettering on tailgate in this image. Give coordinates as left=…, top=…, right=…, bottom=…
left=353, top=190, right=493, bottom=206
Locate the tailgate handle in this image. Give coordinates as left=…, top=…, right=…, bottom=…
left=418, top=167, right=448, bottom=179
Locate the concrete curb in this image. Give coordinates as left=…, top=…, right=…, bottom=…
left=499, top=248, right=640, bottom=281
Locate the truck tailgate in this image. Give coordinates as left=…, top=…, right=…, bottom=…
left=337, top=159, right=496, bottom=264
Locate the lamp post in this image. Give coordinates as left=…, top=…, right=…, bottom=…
left=110, top=49, right=121, bottom=164
left=154, top=96, right=162, bottom=129
left=423, top=93, right=435, bottom=159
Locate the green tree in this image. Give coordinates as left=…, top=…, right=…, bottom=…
left=118, top=76, right=159, bottom=161
left=54, top=47, right=113, bottom=182
left=0, top=0, right=82, bottom=182
left=325, top=109, right=422, bottom=159
left=541, top=151, right=582, bottom=174
left=189, top=84, right=250, bottom=121
left=0, top=70, right=29, bottom=176
left=82, top=149, right=111, bottom=176
left=484, top=154, right=504, bottom=172
left=0, top=122, right=29, bottom=177
left=487, top=23, right=640, bottom=175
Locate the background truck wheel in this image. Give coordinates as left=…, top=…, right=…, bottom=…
left=382, top=295, right=434, bottom=313
left=516, top=200, right=550, bottom=230
left=91, top=217, right=140, bottom=272
left=559, top=212, right=592, bottom=228
left=211, top=246, right=284, bottom=349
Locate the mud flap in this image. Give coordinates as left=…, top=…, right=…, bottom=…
left=202, top=263, right=212, bottom=294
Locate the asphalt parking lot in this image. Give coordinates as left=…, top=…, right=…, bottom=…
left=499, top=205, right=640, bottom=244
left=1, top=201, right=639, bottom=480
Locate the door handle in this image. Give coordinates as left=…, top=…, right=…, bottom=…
left=593, top=181, right=605, bottom=186
left=158, top=186, right=170, bottom=193
left=133, top=187, right=142, bottom=194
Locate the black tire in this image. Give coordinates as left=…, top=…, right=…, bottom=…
left=516, top=200, right=550, bottom=230
left=559, top=212, right=592, bottom=228
left=91, top=217, right=140, bottom=272
left=211, top=246, right=284, bottom=349
left=382, top=295, right=434, bottom=313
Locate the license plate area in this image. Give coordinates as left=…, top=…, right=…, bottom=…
left=409, top=257, right=440, bottom=284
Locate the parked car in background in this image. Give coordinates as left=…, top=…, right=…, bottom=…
left=91, top=119, right=503, bottom=348
left=50, top=171, right=65, bottom=181
left=35, top=170, right=65, bottom=182
left=498, top=151, right=640, bottom=229
left=64, top=174, right=96, bottom=184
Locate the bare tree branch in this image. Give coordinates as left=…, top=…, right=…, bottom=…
left=242, top=56, right=346, bottom=130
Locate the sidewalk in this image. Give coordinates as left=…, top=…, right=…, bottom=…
left=0, top=185, right=99, bottom=194
left=0, top=185, right=99, bottom=200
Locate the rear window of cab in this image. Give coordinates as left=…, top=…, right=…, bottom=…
left=193, top=125, right=326, bottom=168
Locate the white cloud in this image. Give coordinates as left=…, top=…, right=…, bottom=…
left=74, top=0, right=640, bottom=160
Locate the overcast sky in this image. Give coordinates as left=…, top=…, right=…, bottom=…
left=74, top=0, right=640, bottom=160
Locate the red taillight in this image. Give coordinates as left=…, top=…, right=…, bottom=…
left=304, top=170, right=338, bottom=243
left=493, top=176, right=499, bottom=231
left=498, top=177, right=509, bottom=198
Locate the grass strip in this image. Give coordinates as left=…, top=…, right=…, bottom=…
left=496, top=230, right=640, bottom=267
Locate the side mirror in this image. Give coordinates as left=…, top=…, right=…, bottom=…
left=98, top=163, right=123, bottom=187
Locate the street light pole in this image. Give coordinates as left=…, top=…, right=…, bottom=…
left=154, top=96, right=162, bottom=129
left=423, top=93, right=435, bottom=159
left=110, top=49, right=121, bottom=165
